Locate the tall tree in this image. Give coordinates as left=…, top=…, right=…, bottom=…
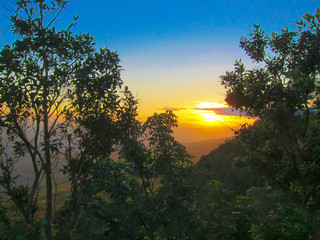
left=68, top=111, right=196, bottom=239
left=0, top=0, right=138, bottom=239
left=220, top=9, right=320, bottom=237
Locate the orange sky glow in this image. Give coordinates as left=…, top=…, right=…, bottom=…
left=137, top=100, right=256, bottom=143
left=1, top=0, right=314, bottom=145
left=0, top=0, right=317, bottom=145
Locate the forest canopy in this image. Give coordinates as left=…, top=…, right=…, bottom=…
left=0, top=1, right=319, bottom=239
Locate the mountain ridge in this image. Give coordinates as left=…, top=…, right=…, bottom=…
left=183, top=137, right=228, bottom=163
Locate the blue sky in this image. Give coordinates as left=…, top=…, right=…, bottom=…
left=56, top=0, right=318, bottom=110
left=0, top=0, right=319, bottom=141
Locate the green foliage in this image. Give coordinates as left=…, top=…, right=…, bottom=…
left=222, top=8, right=320, bottom=118
left=2, top=1, right=319, bottom=239
left=193, top=180, right=257, bottom=240
left=0, top=197, right=41, bottom=240
left=197, top=139, right=265, bottom=195
left=251, top=203, right=313, bottom=240
left=0, top=0, right=138, bottom=239
left=61, top=111, right=197, bottom=239
left=221, top=8, right=320, bottom=238
left=246, top=187, right=285, bottom=217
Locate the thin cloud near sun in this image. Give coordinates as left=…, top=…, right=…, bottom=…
left=155, top=101, right=255, bottom=127
left=159, top=102, right=246, bottom=118
left=194, top=108, right=249, bottom=117
left=158, top=107, right=187, bottom=111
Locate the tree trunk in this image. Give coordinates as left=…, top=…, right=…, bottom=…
left=44, top=158, right=52, bottom=240
left=44, top=102, right=52, bottom=240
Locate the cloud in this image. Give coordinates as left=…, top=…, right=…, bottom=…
left=158, top=107, right=186, bottom=111
left=194, top=107, right=248, bottom=117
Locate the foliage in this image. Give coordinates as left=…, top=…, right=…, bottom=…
left=0, top=0, right=138, bottom=239
left=0, top=196, right=42, bottom=240
left=193, top=180, right=257, bottom=240
left=64, top=111, right=197, bottom=239
left=197, top=139, right=265, bottom=195
left=220, top=8, right=320, bottom=238
left=1, top=1, right=319, bottom=239
left=251, top=202, right=313, bottom=240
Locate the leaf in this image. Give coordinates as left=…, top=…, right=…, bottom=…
left=302, top=12, right=311, bottom=23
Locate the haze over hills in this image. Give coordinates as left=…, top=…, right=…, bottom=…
left=10, top=136, right=228, bottom=185
left=183, top=137, right=227, bottom=163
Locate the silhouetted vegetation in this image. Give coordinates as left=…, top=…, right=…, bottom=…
left=197, top=139, right=264, bottom=195
left=0, top=1, right=319, bottom=239
left=220, top=7, right=320, bottom=238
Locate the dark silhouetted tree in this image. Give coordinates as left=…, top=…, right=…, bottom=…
left=0, top=0, right=138, bottom=239
left=220, top=9, right=320, bottom=238
left=66, top=111, right=197, bottom=239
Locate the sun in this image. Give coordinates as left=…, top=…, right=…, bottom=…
left=148, top=101, right=256, bottom=128
left=197, top=110, right=223, bottom=123
left=195, top=102, right=227, bottom=124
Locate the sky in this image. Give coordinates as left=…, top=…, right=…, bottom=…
left=0, top=0, right=319, bottom=142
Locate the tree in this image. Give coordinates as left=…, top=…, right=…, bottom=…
left=197, top=139, right=265, bottom=195
left=220, top=9, right=320, bottom=238
left=0, top=0, right=138, bottom=239
left=65, top=111, right=197, bottom=239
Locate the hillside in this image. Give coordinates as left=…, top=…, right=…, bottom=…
left=197, top=139, right=265, bottom=194
left=183, top=137, right=227, bottom=163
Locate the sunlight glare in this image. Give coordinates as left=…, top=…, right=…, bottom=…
left=195, top=102, right=227, bottom=109
left=195, top=102, right=226, bottom=124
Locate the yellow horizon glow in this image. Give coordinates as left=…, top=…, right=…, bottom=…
left=139, top=101, right=256, bottom=127
left=195, top=102, right=227, bottom=125
left=136, top=101, right=256, bottom=142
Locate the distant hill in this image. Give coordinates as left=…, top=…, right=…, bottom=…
left=183, top=138, right=227, bottom=163
left=7, top=137, right=227, bottom=186
left=196, top=139, right=265, bottom=195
